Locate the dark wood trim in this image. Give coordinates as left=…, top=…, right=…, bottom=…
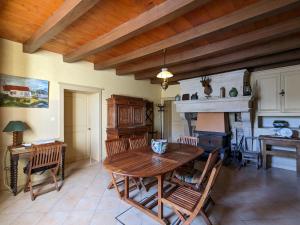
left=147, top=34, right=300, bottom=82
left=147, top=48, right=300, bottom=82
left=119, top=17, right=300, bottom=75
left=94, top=0, right=300, bottom=70
left=23, top=0, right=99, bottom=53
left=63, top=0, right=210, bottom=63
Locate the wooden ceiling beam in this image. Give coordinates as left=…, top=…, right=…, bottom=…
left=150, top=48, right=300, bottom=83
left=63, top=0, right=210, bottom=63
left=23, top=0, right=99, bottom=53
left=135, top=34, right=300, bottom=80
left=118, top=17, right=300, bottom=75
left=94, top=0, right=300, bottom=70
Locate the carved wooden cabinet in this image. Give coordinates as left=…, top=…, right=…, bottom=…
left=106, top=95, right=149, bottom=140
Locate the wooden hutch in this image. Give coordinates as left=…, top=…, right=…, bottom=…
left=106, top=95, right=153, bottom=140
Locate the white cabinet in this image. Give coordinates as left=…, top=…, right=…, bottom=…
left=257, top=73, right=281, bottom=113
left=253, top=66, right=300, bottom=115
left=282, top=71, right=300, bottom=112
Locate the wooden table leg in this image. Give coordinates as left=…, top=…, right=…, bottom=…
left=157, top=174, right=164, bottom=220
left=61, top=147, right=66, bottom=181
left=262, top=142, right=267, bottom=169
left=124, top=176, right=129, bottom=199
left=10, top=154, right=19, bottom=196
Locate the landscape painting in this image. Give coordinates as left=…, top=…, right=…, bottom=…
left=0, top=74, right=49, bottom=108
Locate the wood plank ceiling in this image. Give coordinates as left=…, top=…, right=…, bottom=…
left=1, top=0, right=300, bottom=85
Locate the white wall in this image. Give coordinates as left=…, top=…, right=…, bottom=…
left=0, top=38, right=161, bottom=190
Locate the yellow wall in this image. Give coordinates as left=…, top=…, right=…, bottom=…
left=0, top=38, right=161, bottom=189
left=161, top=84, right=180, bottom=99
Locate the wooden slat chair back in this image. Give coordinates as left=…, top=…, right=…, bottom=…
left=171, top=148, right=219, bottom=191
left=196, top=148, right=219, bottom=189
left=105, top=138, right=128, bottom=157
left=129, top=136, right=147, bottom=150
left=177, top=136, right=198, bottom=146
left=105, top=138, right=140, bottom=198
left=128, top=136, right=149, bottom=191
left=162, top=160, right=222, bottom=225
left=24, top=143, right=62, bottom=201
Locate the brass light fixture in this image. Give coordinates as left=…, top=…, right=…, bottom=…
left=156, top=49, right=173, bottom=90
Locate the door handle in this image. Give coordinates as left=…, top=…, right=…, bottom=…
left=279, top=89, right=285, bottom=96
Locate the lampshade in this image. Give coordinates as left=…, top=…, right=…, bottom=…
left=3, top=121, right=28, bottom=132
left=156, top=68, right=174, bottom=79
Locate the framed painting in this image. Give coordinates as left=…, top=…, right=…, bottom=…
left=0, top=74, right=49, bottom=108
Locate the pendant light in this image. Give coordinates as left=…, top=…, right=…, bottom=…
left=156, top=49, right=173, bottom=90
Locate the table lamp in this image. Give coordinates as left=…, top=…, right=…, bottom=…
left=3, top=121, right=28, bottom=146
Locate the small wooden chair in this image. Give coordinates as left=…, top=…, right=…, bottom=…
left=129, top=136, right=149, bottom=190
left=105, top=138, right=139, bottom=198
left=177, top=136, right=198, bottom=146
left=23, top=143, right=62, bottom=201
left=162, top=160, right=222, bottom=225
left=129, top=136, right=147, bottom=150
left=171, top=149, right=219, bottom=191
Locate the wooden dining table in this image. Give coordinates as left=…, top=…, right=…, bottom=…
left=103, top=143, right=204, bottom=224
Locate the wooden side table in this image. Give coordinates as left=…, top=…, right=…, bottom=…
left=259, top=135, right=300, bottom=176
left=8, top=142, right=66, bottom=195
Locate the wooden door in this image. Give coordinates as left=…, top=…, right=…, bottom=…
left=64, top=91, right=90, bottom=163
left=282, top=70, right=300, bottom=112
left=132, top=106, right=144, bottom=126
left=256, top=73, right=281, bottom=113
left=117, top=104, right=132, bottom=127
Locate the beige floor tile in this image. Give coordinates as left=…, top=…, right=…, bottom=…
left=10, top=212, right=45, bottom=225
left=90, top=212, right=118, bottom=225
left=63, top=211, right=95, bottom=225
left=37, top=211, right=69, bottom=225
left=0, top=213, right=21, bottom=225
left=74, top=196, right=101, bottom=211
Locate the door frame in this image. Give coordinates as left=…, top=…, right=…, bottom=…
left=59, top=82, right=103, bottom=162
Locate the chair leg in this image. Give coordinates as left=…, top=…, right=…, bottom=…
left=200, top=210, right=212, bottom=225
left=111, top=173, right=123, bottom=199
left=139, top=178, right=148, bottom=191
left=50, top=169, right=59, bottom=191
left=24, top=174, right=30, bottom=193
left=107, top=180, right=115, bottom=189
left=132, top=178, right=141, bottom=190
left=28, top=177, right=35, bottom=201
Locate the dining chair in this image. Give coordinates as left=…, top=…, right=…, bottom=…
left=162, top=160, right=222, bottom=225
left=171, top=149, right=219, bottom=191
left=129, top=136, right=147, bottom=150
left=105, top=138, right=139, bottom=198
left=129, top=136, right=149, bottom=191
left=177, top=136, right=198, bottom=146
left=23, top=143, right=62, bottom=201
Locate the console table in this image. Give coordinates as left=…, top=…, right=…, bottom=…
left=259, top=135, right=300, bottom=176
left=8, top=142, right=66, bottom=195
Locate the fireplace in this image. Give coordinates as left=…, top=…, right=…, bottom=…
left=192, top=112, right=231, bottom=162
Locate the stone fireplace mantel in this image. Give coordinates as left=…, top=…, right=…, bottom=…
left=175, top=96, right=254, bottom=113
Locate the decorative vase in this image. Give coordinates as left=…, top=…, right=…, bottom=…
left=191, top=92, right=198, bottom=100
left=151, top=139, right=168, bottom=154
left=229, top=87, right=238, bottom=97
left=219, top=87, right=225, bottom=98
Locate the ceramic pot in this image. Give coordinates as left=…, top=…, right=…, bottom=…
left=229, top=87, right=238, bottom=97
left=151, top=139, right=168, bottom=154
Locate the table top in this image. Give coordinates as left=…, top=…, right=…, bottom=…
left=103, top=143, right=204, bottom=177
left=259, top=135, right=300, bottom=143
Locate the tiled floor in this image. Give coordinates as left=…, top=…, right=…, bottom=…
left=0, top=160, right=300, bottom=225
